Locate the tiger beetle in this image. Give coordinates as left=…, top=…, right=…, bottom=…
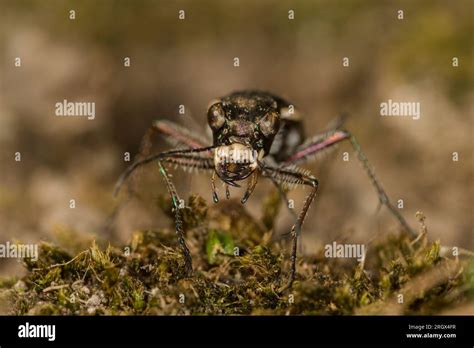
left=114, top=90, right=414, bottom=291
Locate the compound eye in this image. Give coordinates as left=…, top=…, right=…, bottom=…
left=207, top=103, right=226, bottom=130
left=257, top=111, right=280, bottom=137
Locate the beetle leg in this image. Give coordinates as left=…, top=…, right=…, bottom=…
left=267, top=177, right=306, bottom=252
left=115, top=147, right=216, bottom=275
left=268, top=177, right=298, bottom=231
left=139, top=120, right=210, bottom=158
left=261, top=164, right=319, bottom=291
left=123, top=119, right=212, bottom=198
left=157, top=161, right=193, bottom=275
left=114, top=146, right=216, bottom=275
left=114, top=146, right=214, bottom=197
left=284, top=129, right=415, bottom=236
left=347, top=135, right=415, bottom=235
left=285, top=129, right=351, bottom=164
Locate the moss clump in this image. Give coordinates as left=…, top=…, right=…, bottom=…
left=0, top=194, right=472, bottom=315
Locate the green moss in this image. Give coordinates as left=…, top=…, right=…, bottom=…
left=206, top=230, right=235, bottom=265
left=1, top=196, right=472, bottom=315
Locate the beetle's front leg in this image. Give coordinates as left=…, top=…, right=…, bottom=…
left=115, top=147, right=215, bottom=275
left=261, top=164, right=319, bottom=291
left=142, top=152, right=213, bottom=275
left=114, top=146, right=214, bottom=197
left=268, top=177, right=298, bottom=235
left=124, top=120, right=210, bottom=196
left=157, top=161, right=193, bottom=275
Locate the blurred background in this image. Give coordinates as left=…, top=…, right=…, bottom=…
left=0, top=0, right=472, bottom=277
